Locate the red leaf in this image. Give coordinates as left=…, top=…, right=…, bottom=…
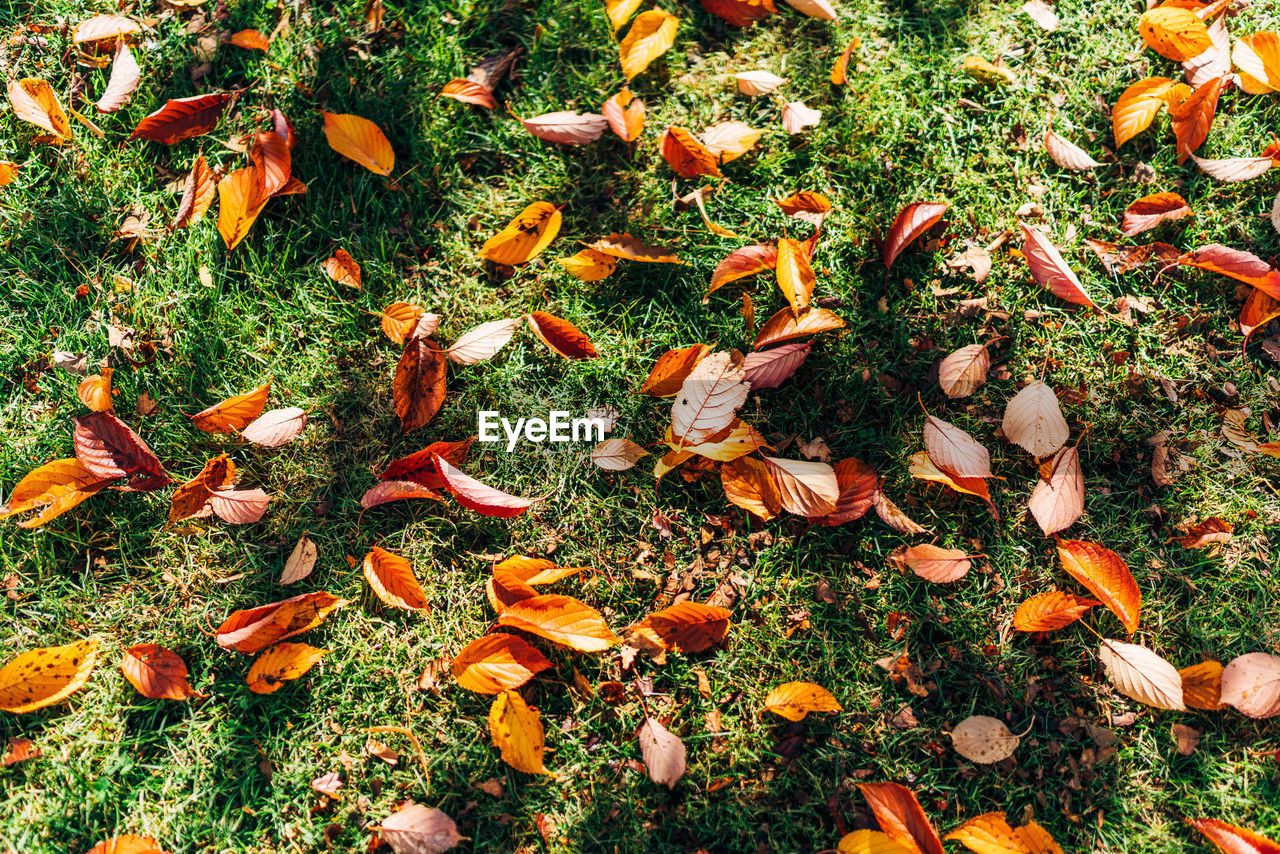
left=1178, top=244, right=1280, bottom=299
left=1121, top=192, right=1192, bottom=237
left=380, top=438, right=475, bottom=487
left=128, top=93, right=231, bottom=145
left=742, top=341, right=810, bottom=389
left=526, top=312, right=598, bottom=359
left=883, top=202, right=948, bottom=269
left=435, top=456, right=533, bottom=518
left=1021, top=224, right=1097, bottom=308
left=1185, top=818, right=1280, bottom=854
left=858, top=782, right=946, bottom=854
left=73, top=413, right=168, bottom=487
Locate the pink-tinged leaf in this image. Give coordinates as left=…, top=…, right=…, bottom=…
left=743, top=342, right=811, bottom=389
left=1185, top=818, right=1280, bottom=854
left=73, top=412, right=168, bottom=487
left=1182, top=13, right=1231, bottom=88
left=1020, top=224, right=1097, bottom=307
left=435, top=456, right=533, bottom=518
left=1044, top=130, right=1101, bottom=170
left=1178, top=244, right=1280, bottom=300
left=780, top=101, right=821, bottom=134
left=240, top=407, right=307, bottom=447
left=812, top=457, right=878, bottom=525
left=1028, top=446, right=1084, bottom=536
left=360, top=480, right=445, bottom=510
left=1191, top=154, right=1274, bottom=183
left=96, top=42, right=141, bottom=114
left=1121, top=192, right=1192, bottom=237
left=440, top=79, right=497, bottom=109
left=511, top=108, right=609, bottom=145
left=923, top=415, right=992, bottom=478
left=208, top=488, right=270, bottom=524
left=883, top=202, right=948, bottom=269
left=601, top=88, right=645, bottom=142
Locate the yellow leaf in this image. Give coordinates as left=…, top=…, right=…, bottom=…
left=1138, top=7, right=1213, bottom=62
left=322, top=111, right=395, bottom=176
left=246, top=643, right=328, bottom=694
left=606, top=0, right=644, bottom=31
left=838, top=830, right=916, bottom=854
left=488, top=689, right=555, bottom=775
left=764, top=681, right=842, bottom=721
left=0, top=639, right=98, bottom=714
left=479, top=202, right=561, bottom=265
left=619, top=10, right=679, bottom=80
left=559, top=248, right=618, bottom=281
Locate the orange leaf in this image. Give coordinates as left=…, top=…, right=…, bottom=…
left=626, top=602, right=730, bottom=652
left=660, top=126, right=722, bottom=178
left=831, top=39, right=859, bottom=85
left=618, top=9, right=679, bottom=79
left=215, top=592, right=346, bottom=654
left=923, top=415, right=991, bottom=478
left=77, top=368, right=116, bottom=412
left=250, top=131, right=291, bottom=197
left=775, top=190, right=833, bottom=225
left=1121, top=192, right=1191, bottom=237
left=479, top=202, right=561, bottom=265
left=1179, top=660, right=1225, bottom=711
left=890, top=544, right=974, bottom=583
left=858, top=781, right=946, bottom=854
left=1139, top=6, right=1213, bottom=61
left=84, top=836, right=167, bottom=854
left=641, top=344, right=711, bottom=397
left=602, top=88, right=645, bottom=141
left=121, top=643, right=199, bottom=700
left=764, top=681, right=842, bottom=721
left=359, top=480, right=445, bottom=510
left=451, top=634, right=552, bottom=694
left=907, top=451, right=997, bottom=516
left=229, top=29, right=270, bottom=50
left=1174, top=517, right=1233, bottom=548
left=1112, top=77, right=1174, bottom=148
left=708, top=243, right=777, bottom=296
left=0, top=458, right=114, bottom=528
left=883, top=202, right=948, bottom=270
left=323, top=248, right=361, bottom=288
left=1185, top=819, right=1280, bottom=854
left=812, top=456, right=878, bottom=525
left=559, top=248, right=619, bottom=281
left=190, top=382, right=270, bottom=433
left=1012, top=590, right=1101, bottom=632
left=129, top=93, right=230, bottom=144
left=1057, top=539, right=1140, bottom=633
left=216, top=164, right=269, bottom=250
left=7, top=78, right=71, bottom=141
left=753, top=306, right=845, bottom=348
left=322, top=111, right=395, bottom=176
left=171, top=155, right=216, bottom=229
left=496, top=594, right=620, bottom=652
left=362, top=547, right=429, bottom=610
left=703, top=0, right=776, bottom=26
left=1020, top=225, right=1096, bottom=307
left=168, top=453, right=236, bottom=522
left=394, top=337, right=447, bottom=432
left=440, top=78, right=497, bottom=109
left=1177, top=244, right=1280, bottom=299
left=587, top=232, right=682, bottom=263
left=380, top=302, right=426, bottom=345
left=776, top=237, right=816, bottom=313
left=527, top=311, right=598, bottom=359
left=0, top=639, right=98, bottom=714
left=721, top=455, right=782, bottom=521
left=246, top=643, right=328, bottom=694
left=945, top=812, right=1064, bottom=854
left=1168, top=74, right=1227, bottom=164
left=435, top=455, right=532, bottom=518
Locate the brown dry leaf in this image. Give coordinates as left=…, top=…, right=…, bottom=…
left=451, top=634, right=552, bottom=694
left=1172, top=723, right=1201, bottom=756
left=1220, top=652, right=1280, bottom=718
left=722, top=456, right=782, bottom=521
left=489, top=689, right=554, bottom=775
left=891, top=544, right=974, bottom=583
left=394, top=337, right=447, bottom=432
left=246, top=643, right=327, bottom=694
left=0, top=639, right=98, bottom=714
left=191, top=383, right=270, bottom=433
left=527, top=312, right=598, bottom=359
left=2, top=737, right=40, bottom=767
left=1012, top=590, right=1100, bottom=632
left=950, top=715, right=1019, bottom=764
left=322, top=111, right=395, bottom=176
left=619, top=9, right=679, bottom=80
left=1003, top=381, right=1069, bottom=458
left=1099, top=638, right=1185, bottom=710
left=587, top=232, right=682, bottom=263
left=754, top=306, right=846, bottom=348
left=323, top=249, right=361, bottom=289
left=280, top=535, right=317, bottom=585
left=637, top=717, right=686, bottom=788
left=1174, top=517, right=1233, bottom=548
left=883, top=202, right=948, bottom=269
left=937, top=344, right=990, bottom=398
left=873, top=489, right=929, bottom=534
left=130, top=93, right=231, bottom=145
left=378, top=803, right=463, bottom=854
left=858, top=781, right=946, bottom=854
left=362, top=547, right=429, bottom=611
left=1057, top=539, right=1140, bottom=633
left=764, top=681, right=842, bottom=721
left=1179, top=661, right=1225, bottom=711
left=121, top=643, right=198, bottom=700
left=496, top=594, right=620, bottom=652
left=171, top=155, right=216, bottom=229
left=8, top=79, right=72, bottom=142
left=0, top=458, right=114, bottom=529
left=215, top=592, right=346, bottom=654
left=479, top=202, right=561, bottom=265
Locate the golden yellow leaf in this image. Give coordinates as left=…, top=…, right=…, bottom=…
left=0, top=639, right=98, bottom=714
left=764, top=681, right=842, bottom=721
left=488, top=689, right=554, bottom=775
left=322, top=111, right=395, bottom=176
left=619, top=10, right=679, bottom=80
left=479, top=202, right=561, bottom=265
left=7, top=79, right=71, bottom=141
left=246, top=643, right=328, bottom=694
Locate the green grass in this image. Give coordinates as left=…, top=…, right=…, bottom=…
left=3, top=0, right=1280, bottom=851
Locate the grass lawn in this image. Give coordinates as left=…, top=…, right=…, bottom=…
left=3, top=0, right=1280, bottom=851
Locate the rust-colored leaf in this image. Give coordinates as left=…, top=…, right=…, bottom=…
left=753, top=306, right=846, bottom=348
left=890, top=544, right=975, bottom=583
left=435, top=455, right=533, bottom=518
left=171, top=155, right=216, bottom=229
left=708, top=244, right=777, bottom=296
left=722, top=456, right=782, bottom=521
left=1168, top=74, right=1227, bottom=164
left=1186, top=819, right=1280, bottom=854
left=526, top=311, right=597, bottom=359
left=229, top=29, right=270, bottom=50
left=1174, top=517, right=1233, bottom=548
left=1020, top=224, right=1096, bottom=308
left=626, top=602, right=730, bottom=653
left=121, top=643, right=198, bottom=700
left=130, top=93, right=230, bottom=144
left=394, top=337, right=448, bottom=432
left=660, top=125, right=722, bottom=178
left=74, top=412, right=168, bottom=487
left=1121, top=192, right=1192, bottom=237
left=1178, top=244, right=1280, bottom=300
left=215, top=592, right=346, bottom=654
left=883, top=202, right=948, bottom=269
